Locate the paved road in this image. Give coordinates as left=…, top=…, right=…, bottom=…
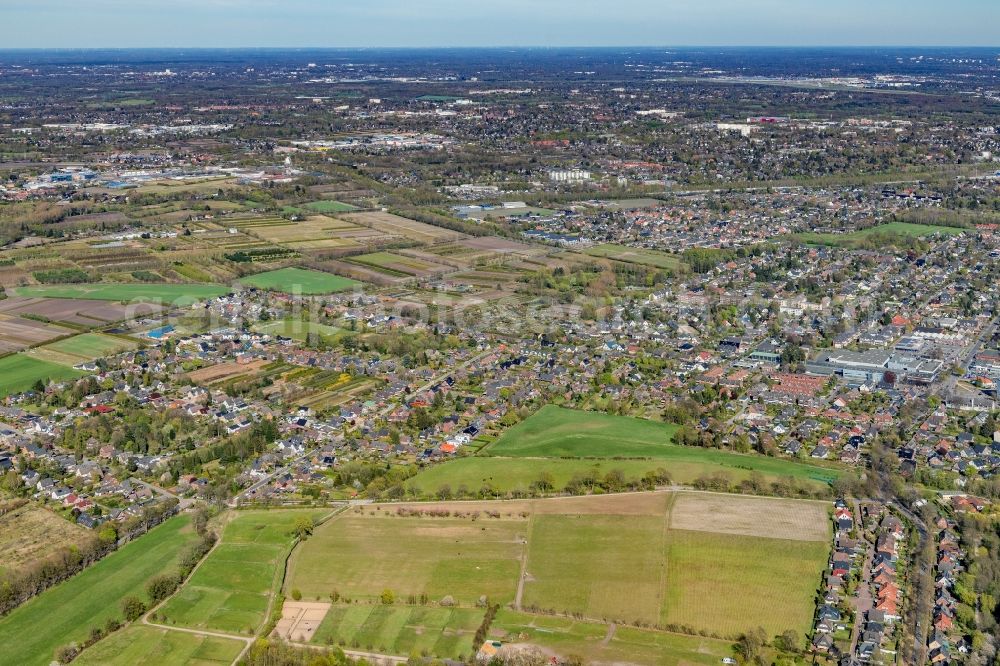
left=129, top=477, right=197, bottom=509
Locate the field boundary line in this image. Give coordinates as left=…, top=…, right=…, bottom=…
left=282, top=504, right=350, bottom=598
left=282, top=637, right=409, bottom=664
left=514, top=514, right=533, bottom=611
left=658, top=491, right=675, bottom=623
left=510, top=606, right=738, bottom=645
left=141, top=531, right=221, bottom=624
left=368, top=486, right=832, bottom=510
left=68, top=523, right=240, bottom=665
left=243, top=506, right=351, bottom=666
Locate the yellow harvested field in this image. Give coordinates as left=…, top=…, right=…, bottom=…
left=668, top=491, right=830, bottom=541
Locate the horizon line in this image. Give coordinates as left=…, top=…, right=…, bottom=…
left=1, top=44, right=999, bottom=51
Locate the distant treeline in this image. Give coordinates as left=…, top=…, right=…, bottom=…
left=893, top=208, right=997, bottom=229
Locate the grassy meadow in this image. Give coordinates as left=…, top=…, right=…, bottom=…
left=288, top=492, right=830, bottom=656
left=491, top=609, right=735, bottom=666
left=28, top=333, right=137, bottom=366
left=407, top=454, right=836, bottom=497
left=485, top=405, right=681, bottom=458
left=14, top=283, right=229, bottom=305
left=450, top=406, right=839, bottom=492
left=661, top=528, right=828, bottom=636
left=0, top=516, right=197, bottom=666
left=74, top=625, right=244, bottom=666
left=522, top=513, right=666, bottom=623
left=301, top=200, right=358, bottom=213
left=288, top=512, right=524, bottom=606
left=791, top=221, right=966, bottom=247
left=158, top=509, right=325, bottom=635
left=253, top=318, right=346, bottom=342
left=311, top=605, right=482, bottom=659
left=582, top=243, right=683, bottom=270
left=0, top=354, right=85, bottom=397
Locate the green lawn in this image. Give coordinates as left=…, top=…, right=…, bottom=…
left=74, top=625, right=244, bottom=666
left=524, top=512, right=827, bottom=637
left=662, top=529, right=828, bottom=636
left=302, top=200, right=358, bottom=213
left=159, top=510, right=324, bottom=635
left=0, top=354, right=85, bottom=397
left=487, top=406, right=681, bottom=458
left=791, top=221, right=966, bottom=247
left=0, top=516, right=198, bottom=666
left=491, top=610, right=735, bottom=666
left=30, top=333, right=137, bottom=366
left=14, top=283, right=229, bottom=306
left=312, top=605, right=482, bottom=659
left=523, top=514, right=666, bottom=624
left=254, top=318, right=346, bottom=342
left=288, top=493, right=829, bottom=657
left=582, top=244, right=682, bottom=270
left=477, top=406, right=838, bottom=485
left=240, top=268, right=361, bottom=295
left=288, top=513, right=524, bottom=607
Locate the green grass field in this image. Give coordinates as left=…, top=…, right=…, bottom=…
left=302, top=200, right=358, bottom=213
left=478, top=406, right=838, bottom=482
left=74, top=625, right=244, bottom=666
left=522, top=508, right=826, bottom=635
left=491, top=610, right=735, bottom=666
left=487, top=406, right=681, bottom=458
left=582, top=243, right=683, bottom=270
left=288, top=513, right=524, bottom=606
left=159, top=510, right=324, bottom=635
left=524, top=514, right=665, bottom=623
left=791, top=221, right=966, bottom=247
left=289, top=492, right=829, bottom=654
left=240, top=268, right=361, bottom=295
left=661, top=529, right=828, bottom=636
left=253, top=318, right=346, bottom=342
left=0, top=516, right=198, bottom=666
left=0, top=354, right=86, bottom=397
left=14, top=283, right=229, bottom=306
left=312, top=605, right=482, bottom=658
left=29, top=333, right=137, bottom=366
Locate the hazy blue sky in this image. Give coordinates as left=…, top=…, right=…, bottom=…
left=2, top=0, right=998, bottom=48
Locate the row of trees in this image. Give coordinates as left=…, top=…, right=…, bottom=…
left=0, top=499, right=179, bottom=617
left=410, top=467, right=674, bottom=503
left=241, top=639, right=360, bottom=666
left=57, top=506, right=216, bottom=664
left=691, top=471, right=834, bottom=501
